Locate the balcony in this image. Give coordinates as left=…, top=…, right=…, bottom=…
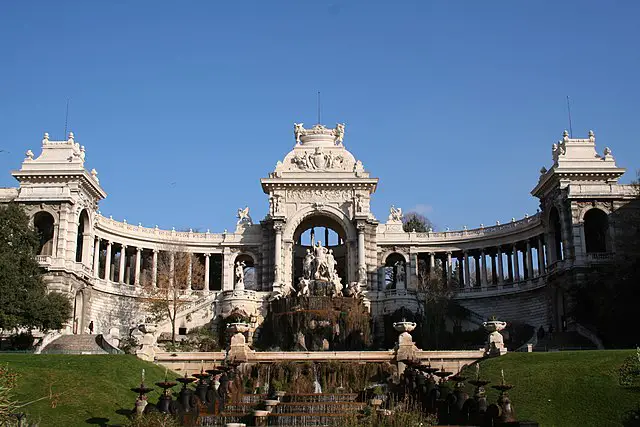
left=35, top=255, right=52, bottom=266
left=587, top=252, right=615, bottom=263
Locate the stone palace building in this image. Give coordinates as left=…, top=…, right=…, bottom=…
left=0, top=123, right=635, bottom=342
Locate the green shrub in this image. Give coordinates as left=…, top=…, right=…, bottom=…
left=619, top=347, right=640, bottom=387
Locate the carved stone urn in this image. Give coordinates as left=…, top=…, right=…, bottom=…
left=483, top=318, right=507, bottom=356
left=227, top=322, right=250, bottom=334
left=393, top=321, right=416, bottom=334
left=139, top=324, right=157, bottom=334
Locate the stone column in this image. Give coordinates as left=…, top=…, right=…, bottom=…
left=537, top=237, right=545, bottom=275
left=222, top=248, right=233, bottom=291
left=274, top=224, right=283, bottom=285
left=480, top=250, right=487, bottom=289
left=93, top=237, right=100, bottom=278
left=513, top=244, right=520, bottom=284
left=134, top=247, right=142, bottom=286
left=357, top=223, right=366, bottom=284
left=497, top=247, right=504, bottom=286
left=152, top=249, right=158, bottom=287
left=429, top=252, right=435, bottom=271
left=204, top=254, right=211, bottom=290
left=464, top=251, right=471, bottom=288
left=526, top=241, right=534, bottom=280
left=446, top=252, right=452, bottom=278
left=490, top=253, right=497, bottom=285
left=104, top=241, right=112, bottom=281
left=118, top=245, right=127, bottom=283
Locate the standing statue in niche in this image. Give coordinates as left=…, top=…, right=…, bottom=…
left=395, top=261, right=406, bottom=286
left=235, top=261, right=245, bottom=289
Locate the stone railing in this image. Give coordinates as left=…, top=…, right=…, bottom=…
left=96, top=215, right=226, bottom=241
left=413, top=214, right=541, bottom=240
left=35, top=255, right=52, bottom=265
left=586, top=252, right=615, bottom=262
left=153, top=349, right=484, bottom=376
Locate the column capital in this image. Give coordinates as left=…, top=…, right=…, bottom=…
left=106, top=240, right=113, bottom=247
left=121, top=244, right=128, bottom=250
left=204, top=253, right=211, bottom=257
left=356, top=223, right=366, bottom=232
left=273, top=223, right=284, bottom=232
left=136, top=247, right=143, bottom=252
left=152, top=249, right=159, bottom=254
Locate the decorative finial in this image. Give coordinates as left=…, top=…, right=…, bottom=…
left=588, top=130, right=595, bottom=138
left=123, top=219, right=127, bottom=224
left=172, top=227, right=176, bottom=232
left=511, top=217, right=516, bottom=222
left=25, top=150, right=34, bottom=160
left=525, top=213, right=529, bottom=218
left=480, top=223, right=484, bottom=229
left=540, top=166, right=547, bottom=174
left=604, top=147, right=612, bottom=156
left=68, top=131, right=74, bottom=141
left=189, top=228, right=193, bottom=233
left=562, top=130, right=569, bottom=138
left=496, top=220, right=500, bottom=225
left=463, top=225, right=467, bottom=230
left=90, top=169, right=99, bottom=183
left=138, top=222, right=142, bottom=226
left=43, top=132, right=49, bottom=141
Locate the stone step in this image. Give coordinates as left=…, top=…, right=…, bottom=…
left=41, top=334, right=108, bottom=354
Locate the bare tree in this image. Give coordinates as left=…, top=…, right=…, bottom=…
left=141, top=247, right=205, bottom=344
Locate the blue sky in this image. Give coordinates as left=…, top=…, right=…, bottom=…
left=1, top=1, right=638, bottom=232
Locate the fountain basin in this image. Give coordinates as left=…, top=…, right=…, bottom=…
left=253, top=409, right=270, bottom=417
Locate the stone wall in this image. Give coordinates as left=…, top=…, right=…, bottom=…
left=455, top=286, right=550, bottom=329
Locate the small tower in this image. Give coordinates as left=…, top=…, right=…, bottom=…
left=12, top=132, right=106, bottom=280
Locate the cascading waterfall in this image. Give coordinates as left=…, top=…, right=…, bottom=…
left=313, top=364, right=323, bottom=394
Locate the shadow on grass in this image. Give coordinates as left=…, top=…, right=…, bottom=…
left=85, top=417, right=111, bottom=426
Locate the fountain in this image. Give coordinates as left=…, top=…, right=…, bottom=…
left=491, top=369, right=515, bottom=422
left=192, top=363, right=211, bottom=404
left=130, top=369, right=154, bottom=416
left=175, top=372, right=197, bottom=413
left=155, top=369, right=178, bottom=414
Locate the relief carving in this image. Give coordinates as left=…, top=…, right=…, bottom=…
left=291, top=147, right=345, bottom=171
left=286, top=188, right=352, bottom=203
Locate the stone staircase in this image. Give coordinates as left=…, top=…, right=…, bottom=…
left=534, top=331, right=597, bottom=351
left=41, top=334, right=108, bottom=354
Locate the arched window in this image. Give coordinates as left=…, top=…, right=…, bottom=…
left=584, top=208, right=609, bottom=253
left=76, top=210, right=90, bottom=262
left=33, top=211, right=55, bottom=256
left=384, top=253, right=406, bottom=289
left=549, top=207, right=563, bottom=261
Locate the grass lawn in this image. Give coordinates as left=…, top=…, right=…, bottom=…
left=462, top=350, right=640, bottom=427
left=0, top=354, right=171, bottom=427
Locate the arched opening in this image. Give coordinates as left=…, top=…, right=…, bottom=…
left=73, top=291, right=84, bottom=334
left=549, top=207, right=563, bottom=262
left=584, top=208, right=609, bottom=253
left=384, top=253, right=406, bottom=289
left=292, top=215, right=348, bottom=289
left=33, top=211, right=55, bottom=256
left=235, top=253, right=257, bottom=290
left=75, top=210, right=90, bottom=263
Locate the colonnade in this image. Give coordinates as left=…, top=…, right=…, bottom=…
left=91, top=237, right=224, bottom=291
left=415, top=234, right=553, bottom=290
